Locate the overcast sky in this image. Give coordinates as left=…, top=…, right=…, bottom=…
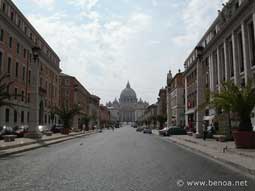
left=13, top=0, right=227, bottom=104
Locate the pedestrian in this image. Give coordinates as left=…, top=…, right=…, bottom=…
left=82, top=124, right=85, bottom=133
left=203, top=123, right=208, bottom=141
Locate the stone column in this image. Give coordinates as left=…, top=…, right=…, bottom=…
left=232, top=32, right=239, bottom=85
left=26, top=49, right=42, bottom=138
left=184, top=77, right=188, bottom=127
left=167, top=86, right=172, bottom=127
left=241, top=22, right=250, bottom=83
left=209, top=54, right=214, bottom=92
left=196, top=61, right=203, bottom=137
left=224, top=40, right=229, bottom=81
left=217, top=47, right=221, bottom=91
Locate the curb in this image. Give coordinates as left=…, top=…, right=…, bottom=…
left=0, top=132, right=97, bottom=158
left=167, top=137, right=255, bottom=179
left=0, top=132, right=86, bottom=151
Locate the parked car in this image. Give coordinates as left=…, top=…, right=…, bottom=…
left=51, top=124, right=64, bottom=133
left=136, top=126, right=144, bottom=132
left=14, top=125, right=29, bottom=137
left=0, top=126, right=15, bottom=139
left=143, top=128, right=152, bottom=134
left=38, top=125, right=50, bottom=134
left=98, top=129, right=103, bottom=133
left=159, top=127, right=170, bottom=136
left=166, top=127, right=187, bottom=136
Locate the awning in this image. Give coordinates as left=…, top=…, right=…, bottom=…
left=203, top=115, right=215, bottom=121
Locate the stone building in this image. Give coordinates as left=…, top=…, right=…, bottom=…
left=166, top=70, right=185, bottom=127
left=0, top=0, right=61, bottom=130
left=184, top=0, right=255, bottom=136
left=99, top=105, right=110, bottom=128
left=59, top=73, right=90, bottom=129
left=106, top=82, right=148, bottom=123
left=89, top=94, right=100, bottom=128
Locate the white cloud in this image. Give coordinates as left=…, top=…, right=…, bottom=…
left=173, top=0, right=226, bottom=48
left=67, top=0, right=98, bottom=10
left=27, top=11, right=152, bottom=103
left=30, top=0, right=55, bottom=7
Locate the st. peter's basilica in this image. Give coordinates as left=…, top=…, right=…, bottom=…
left=106, top=82, right=149, bottom=123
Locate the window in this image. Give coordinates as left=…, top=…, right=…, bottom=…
left=0, top=29, right=4, bottom=41
left=227, top=38, right=234, bottom=77
left=21, top=111, right=24, bottom=123
left=219, top=45, right=226, bottom=81
left=17, top=42, right=20, bottom=54
left=2, top=3, right=6, bottom=12
left=9, top=36, right=12, bottom=48
left=5, top=108, right=10, bottom=122
left=7, top=57, right=11, bottom=74
left=14, top=110, right=17, bottom=123
left=22, top=66, right=26, bottom=81
left=15, top=62, right=19, bottom=77
left=248, top=21, right=255, bottom=67
left=213, top=51, right=218, bottom=85
left=0, top=51, right=3, bottom=72
left=27, top=112, right=30, bottom=123
left=21, top=90, right=24, bottom=102
left=10, top=11, right=14, bottom=21
left=237, top=31, right=244, bottom=73
left=241, top=78, right=245, bottom=88
left=23, top=49, right=26, bottom=58
left=28, top=70, right=31, bottom=84
left=14, top=88, right=17, bottom=99
left=27, top=93, right=30, bottom=103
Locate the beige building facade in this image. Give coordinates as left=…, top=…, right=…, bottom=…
left=0, top=0, right=61, bottom=129
left=184, top=0, right=255, bottom=135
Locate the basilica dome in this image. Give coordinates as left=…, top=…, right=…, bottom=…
left=120, top=82, right=137, bottom=103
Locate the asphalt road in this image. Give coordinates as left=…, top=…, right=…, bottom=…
left=0, top=126, right=254, bottom=191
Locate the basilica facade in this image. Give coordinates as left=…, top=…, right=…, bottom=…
left=106, top=82, right=148, bottom=123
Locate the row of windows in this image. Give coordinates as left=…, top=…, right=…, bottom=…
left=0, top=51, right=31, bottom=83
left=5, top=108, right=29, bottom=123
left=1, top=0, right=59, bottom=65
left=0, top=27, right=33, bottom=62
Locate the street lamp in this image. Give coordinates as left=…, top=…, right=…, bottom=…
left=25, top=46, right=43, bottom=138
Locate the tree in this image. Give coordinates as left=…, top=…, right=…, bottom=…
left=81, top=114, right=90, bottom=130
left=0, top=73, right=17, bottom=108
left=209, top=80, right=255, bottom=132
left=157, top=115, right=167, bottom=129
left=54, top=103, right=81, bottom=129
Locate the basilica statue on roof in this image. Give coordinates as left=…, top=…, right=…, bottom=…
left=106, top=82, right=149, bottom=123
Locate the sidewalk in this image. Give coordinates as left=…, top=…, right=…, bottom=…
left=152, top=130, right=255, bottom=178
left=0, top=130, right=97, bottom=157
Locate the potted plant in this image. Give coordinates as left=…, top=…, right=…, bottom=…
left=211, top=80, right=255, bottom=148
left=54, top=103, right=81, bottom=135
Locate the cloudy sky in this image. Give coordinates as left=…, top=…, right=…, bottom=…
left=13, top=0, right=227, bottom=104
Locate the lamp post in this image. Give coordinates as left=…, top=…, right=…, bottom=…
left=25, top=47, right=42, bottom=138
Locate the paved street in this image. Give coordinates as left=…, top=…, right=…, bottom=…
left=0, top=126, right=254, bottom=191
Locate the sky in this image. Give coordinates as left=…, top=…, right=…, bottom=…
left=13, top=0, right=227, bottom=104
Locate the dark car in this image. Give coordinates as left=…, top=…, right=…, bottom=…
left=166, top=127, right=187, bottom=136
left=143, top=128, right=152, bottom=134
left=0, top=126, right=15, bottom=139
left=51, top=124, right=64, bottom=133
left=136, top=126, right=144, bottom=132
left=14, top=125, right=29, bottom=137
